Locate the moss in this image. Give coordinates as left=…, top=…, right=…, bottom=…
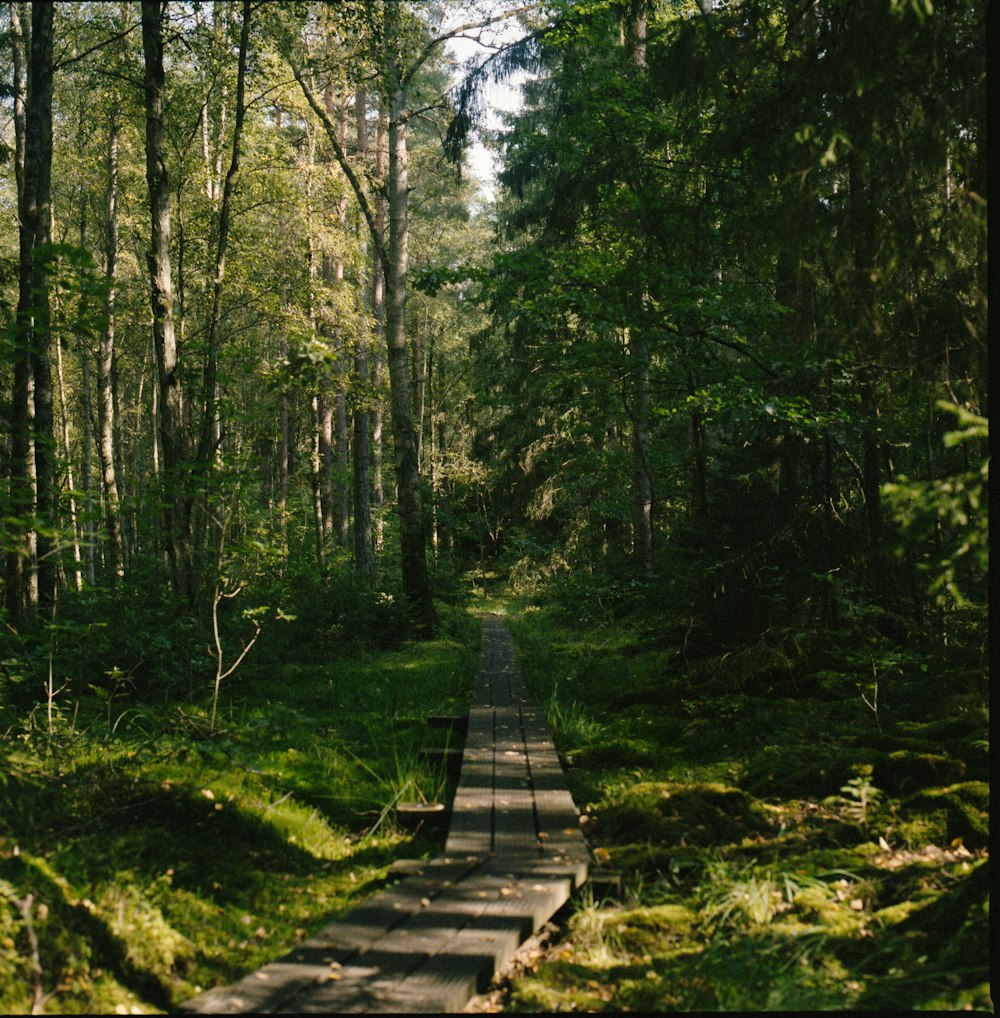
left=608, top=904, right=696, bottom=953
left=895, top=708, right=988, bottom=743
left=873, top=750, right=966, bottom=794
left=853, top=859, right=989, bottom=1011
left=790, top=885, right=867, bottom=936
left=874, top=900, right=922, bottom=926
left=904, top=781, right=989, bottom=849
left=605, top=842, right=678, bottom=876
left=742, top=745, right=889, bottom=800
left=853, top=732, right=941, bottom=754
left=894, top=810, right=948, bottom=848
left=571, top=738, right=656, bottom=770
left=595, top=781, right=768, bottom=849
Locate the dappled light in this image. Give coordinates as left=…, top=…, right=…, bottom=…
left=0, top=0, right=987, bottom=1012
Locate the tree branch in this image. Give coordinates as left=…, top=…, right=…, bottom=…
left=402, top=2, right=542, bottom=89
left=291, top=61, right=389, bottom=278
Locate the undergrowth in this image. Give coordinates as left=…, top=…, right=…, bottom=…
left=503, top=601, right=990, bottom=1012
left=0, top=600, right=480, bottom=1014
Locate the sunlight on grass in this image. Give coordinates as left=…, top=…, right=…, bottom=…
left=0, top=612, right=479, bottom=1014
left=501, top=602, right=990, bottom=1014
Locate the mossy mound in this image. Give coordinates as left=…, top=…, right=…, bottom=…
left=573, top=903, right=696, bottom=956
left=742, top=744, right=888, bottom=800
left=604, top=842, right=678, bottom=876
left=570, top=738, right=657, bottom=771
left=0, top=854, right=179, bottom=1013
left=853, top=859, right=989, bottom=1011
left=895, top=708, right=988, bottom=744
left=873, top=750, right=966, bottom=794
left=904, top=782, right=989, bottom=849
left=788, top=884, right=868, bottom=937
left=745, top=742, right=968, bottom=800
left=594, top=781, right=768, bottom=848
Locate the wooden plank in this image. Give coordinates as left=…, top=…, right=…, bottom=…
left=518, top=704, right=590, bottom=890
left=445, top=706, right=494, bottom=857
left=492, top=707, right=537, bottom=860
left=392, top=872, right=574, bottom=1004
left=309, top=875, right=574, bottom=1014
left=445, top=703, right=494, bottom=859
left=178, top=858, right=484, bottom=1014
left=286, top=875, right=519, bottom=1013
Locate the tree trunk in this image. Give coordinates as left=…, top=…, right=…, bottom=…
left=327, top=90, right=352, bottom=551
left=627, top=5, right=653, bottom=574
left=319, top=393, right=334, bottom=543
left=372, top=101, right=388, bottom=558
left=428, top=334, right=437, bottom=556
left=5, top=1, right=34, bottom=622
left=848, top=154, right=884, bottom=558
left=54, top=324, right=83, bottom=591
left=196, top=0, right=249, bottom=500
left=25, top=1, right=56, bottom=612
left=141, top=0, right=193, bottom=604
left=99, top=101, right=125, bottom=583
left=292, top=23, right=436, bottom=630
left=335, top=381, right=350, bottom=548
left=352, top=89, right=374, bottom=580
left=311, top=395, right=325, bottom=568
left=413, top=318, right=426, bottom=470
left=384, top=14, right=435, bottom=632
left=629, top=329, right=653, bottom=573
left=277, top=335, right=290, bottom=548
left=303, top=126, right=327, bottom=568
left=80, top=325, right=96, bottom=584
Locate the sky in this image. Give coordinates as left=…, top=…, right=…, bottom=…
left=445, top=27, right=529, bottom=203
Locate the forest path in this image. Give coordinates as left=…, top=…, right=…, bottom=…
left=179, top=614, right=590, bottom=1013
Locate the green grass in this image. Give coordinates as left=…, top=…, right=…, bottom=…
left=503, top=605, right=991, bottom=1013
left=0, top=601, right=482, bottom=1014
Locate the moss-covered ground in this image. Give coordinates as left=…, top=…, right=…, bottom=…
left=1, top=587, right=989, bottom=1013
left=496, top=601, right=990, bottom=1012
left=0, top=603, right=481, bottom=1014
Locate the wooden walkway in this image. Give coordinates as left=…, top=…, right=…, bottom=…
left=179, top=615, right=589, bottom=1013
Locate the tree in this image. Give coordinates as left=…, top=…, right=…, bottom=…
left=5, top=0, right=36, bottom=622
left=476, top=0, right=986, bottom=641
left=5, top=0, right=57, bottom=619
left=140, top=0, right=192, bottom=604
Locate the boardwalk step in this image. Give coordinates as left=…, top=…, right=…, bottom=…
left=426, top=714, right=469, bottom=736
left=396, top=801, right=449, bottom=833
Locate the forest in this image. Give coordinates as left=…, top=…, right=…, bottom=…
left=0, top=0, right=989, bottom=1012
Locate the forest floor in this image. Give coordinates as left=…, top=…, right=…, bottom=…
left=0, top=602, right=480, bottom=1014
left=481, top=597, right=990, bottom=1012
left=0, top=587, right=990, bottom=1013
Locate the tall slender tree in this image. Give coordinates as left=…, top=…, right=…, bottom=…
left=5, top=0, right=34, bottom=621
left=141, top=0, right=192, bottom=604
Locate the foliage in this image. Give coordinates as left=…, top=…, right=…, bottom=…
left=883, top=402, right=989, bottom=607
left=475, top=0, right=986, bottom=656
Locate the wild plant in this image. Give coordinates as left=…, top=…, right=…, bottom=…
left=824, top=765, right=884, bottom=830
